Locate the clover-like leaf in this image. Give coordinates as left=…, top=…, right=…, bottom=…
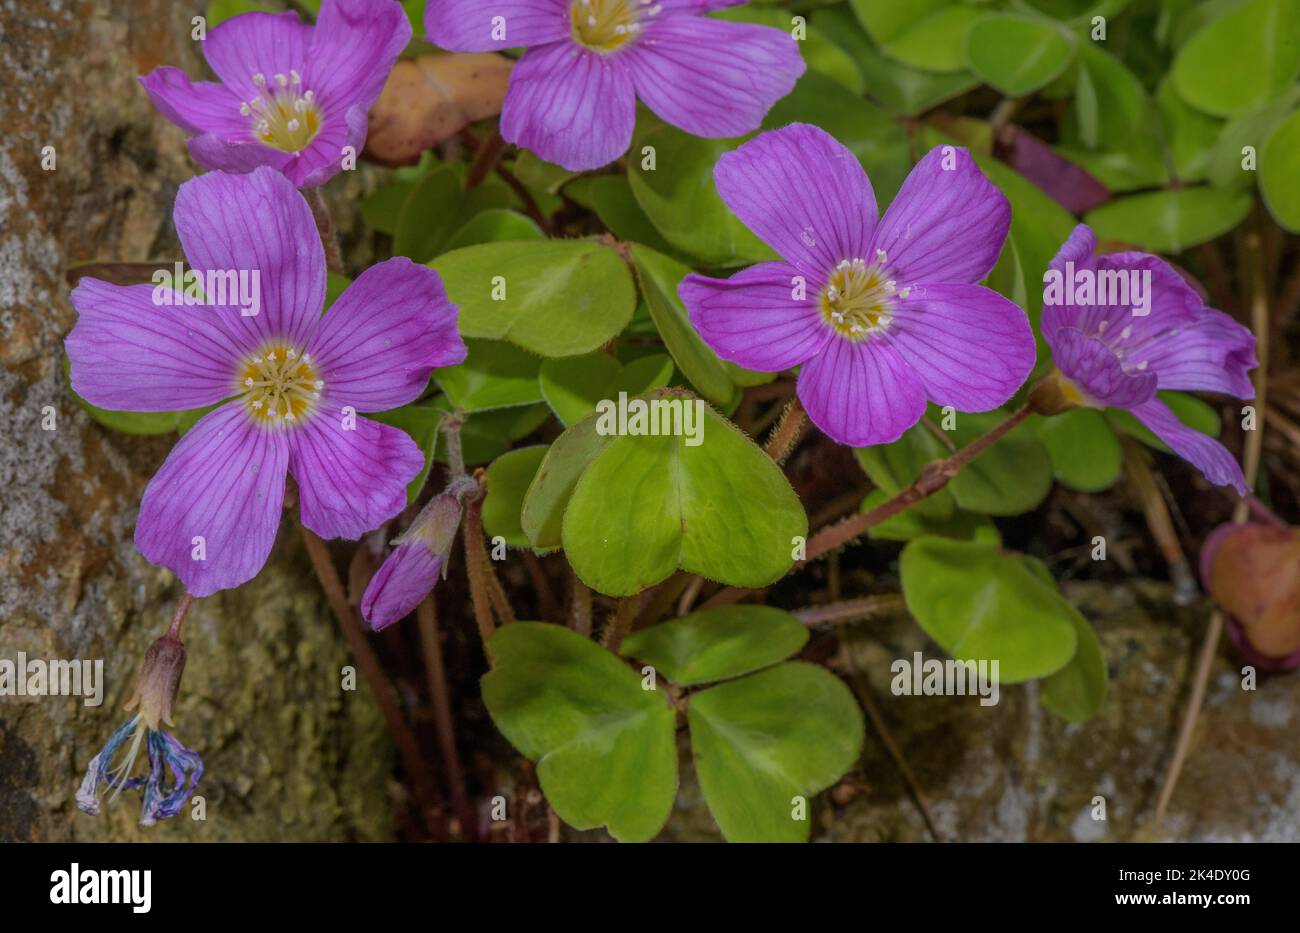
left=539, top=352, right=673, bottom=427
left=900, top=536, right=1079, bottom=683
left=562, top=390, right=807, bottom=596
left=621, top=606, right=808, bottom=686
left=688, top=662, right=863, bottom=842
left=483, top=445, right=548, bottom=547
left=433, top=339, right=543, bottom=412
left=482, top=623, right=677, bottom=842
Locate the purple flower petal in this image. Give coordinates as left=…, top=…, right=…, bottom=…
left=623, top=16, right=804, bottom=139
left=1140, top=308, right=1257, bottom=398
left=202, top=10, right=312, bottom=102
left=1041, top=224, right=1097, bottom=341
left=714, top=123, right=877, bottom=281
left=887, top=283, right=1035, bottom=411
left=870, top=145, right=1010, bottom=286
left=138, top=68, right=249, bottom=137
left=308, top=257, right=467, bottom=411
left=292, top=103, right=369, bottom=189
left=680, top=262, right=829, bottom=372
left=306, top=0, right=411, bottom=114
left=500, top=42, right=637, bottom=171
left=797, top=337, right=926, bottom=447
left=187, top=133, right=294, bottom=176
left=361, top=540, right=443, bottom=630
left=1131, top=397, right=1248, bottom=494
left=1049, top=326, right=1156, bottom=409
left=290, top=414, right=425, bottom=540
left=424, top=0, right=569, bottom=52
left=135, top=402, right=289, bottom=597
left=66, top=280, right=246, bottom=411
left=173, top=167, right=325, bottom=350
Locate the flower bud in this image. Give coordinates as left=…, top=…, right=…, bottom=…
left=1201, top=522, right=1300, bottom=670
left=125, top=633, right=187, bottom=729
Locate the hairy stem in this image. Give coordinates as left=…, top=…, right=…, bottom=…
left=462, top=476, right=499, bottom=664
left=417, top=597, right=476, bottom=841
left=569, top=571, right=592, bottom=636
left=305, top=188, right=344, bottom=275
left=793, top=593, right=906, bottom=627
left=763, top=397, right=808, bottom=464
left=600, top=596, right=641, bottom=653
left=167, top=592, right=195, bottom=640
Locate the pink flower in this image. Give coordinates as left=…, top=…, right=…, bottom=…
left=425, top=0, right=805, bottom=171
left=66, top=168, right=466, bottom=596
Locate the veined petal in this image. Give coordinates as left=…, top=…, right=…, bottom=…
left=306, top=0, right=411, bottom=113
left=307, top=257, right=467, bottom=411
left=135, top=402, right=289, bottom=597
left=202, top=10, right=312, bottom=102
left=624, top=16, right=804, bottom=139
left=361, top=541, right=443, bottom=631
left=173, top=167, right=325, bottom=349
left=66, top=280, right=245, bottom=411
left=1049, top=326, right=1156, bottom=409
left=1141, top=308, right=1257, bottom=398
left=187, top=133, right=295, bottom=177
left=887, top=283, right=1035, bottom=411
left=1131, top=397, right=1248, bottom=494
left=680, top=262, right=829, bottom=372
left=714, top=123, right=876, bottom=281
left=871, top=145, right=1009, bottom=286
left=1042, top=224, right=1097, bottom=340
left=500, top=42, right=637, bottom=171
left=424, top=0, right=569, bottom=52
left=290, top=414, right=425, bottom=540
left=797, top=336, right=927, bottom=447
left=285, top=104, right=368, bottom=188
left=138, top=68, right=249, bottom=138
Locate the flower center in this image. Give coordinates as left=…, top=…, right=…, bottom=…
left=570, top=0, right=654, bottom=53
left=819, top=251, right=908, bottom=341
left=237, top=343, right=323, bottom=424
left=240, top=70, right=321, bottom=153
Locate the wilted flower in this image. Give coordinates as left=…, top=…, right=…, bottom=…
left=66, top=167, right=466, bottom=596
left=680, top=124, right=1035, bottom=447
left=361, top=476, right=476, bottom=630
left=424, top=0, right=805, bottom=171
left=1036, top=224, right=1256, bottom=493
left=77, top=633, right=204, bottom=826
left=1201, top=521, right=1300, bottom=670
left=140, top=0, right=410, bottom=187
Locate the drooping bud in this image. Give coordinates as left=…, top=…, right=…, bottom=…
left=125, top=633, right=187, bottom=729
left=1201, top=522, right=1300, bottom=670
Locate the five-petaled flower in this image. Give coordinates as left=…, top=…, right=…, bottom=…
left=424, top=0, right=805, bottom=171
left=1039, top=224, right=1256, bottom=494
left=66, top=167, right=467, bottom=597
left=140, top=0, right=410, bottom=187
left=680, top=123, right=1036, bottom=448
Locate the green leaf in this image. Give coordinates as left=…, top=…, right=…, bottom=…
left=441, top=209, right=543, bottom=251
left=563, top=175, right=676, bottom=254
left=206, top=0, right=266, bottom=28
left=74, top=396, right=185, bottom=435
left=483, top=445, right=548, bottom=547
left=855, top=1, right=984, bottom=74
left=628, top=114, right=775, bottom=266
left=621, top=606, right=809, bottom=686
left=948, top=410, right=1054, bottom=516
left=629, top=243, right=739, bottom=408
left=1260, top=108, right=1300, bottom=231
left=361, top=181, right=414, bottom=236
left=1171, top=0, right=1300, bottom=117
left=562, top=390, right=807, bottom=596
left=1040, top=600, right=1109, bottom=722
left=1034, top=408, right=1123, bottom=492
left=433, top=339, right=543, bottom=411
left=966, top=14, right=1077, bottom=96
left=688, top=663, right=863, bottom=842
left=520, top=411, right=615, bottom=550
left=1205, top=88, right=1300, bottom=190
left=482, top=623, right=677, bottom=842
left=368, top=402, right=444, bottom=504
left=900, top=536, right=1079, bottom=683
left=1084, top=187, right=1252, bottom=253
left=819, top=5, right=978, bottom=115
left=539, top=352, right=673, bottom=427
left=1156, top=79, right=1223, bottom=184
left=1072, top=45, right=1151, bottom=151
left=432, top=239, right=635, bottom=357
left=512, top=150, right=577, bottom=195
left=1109, top=390, right=1222, bottom=453
left=393, top=165, right=464, bottom=262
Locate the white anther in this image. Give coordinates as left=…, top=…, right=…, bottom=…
left=239, top=102, right=251, bottom=116
left=253, top=72, right=266, bottom=86
left=1121, top=325, right=1133, bottom=339
left=875, top=248, right=887, bottom=263
left=898, top=287, right=911, bottom=299
left=275, top=73, right=288, bottom=87
left=290, top=69, right=301, bottom=85
left=287, top=119, right=300, bottom=132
